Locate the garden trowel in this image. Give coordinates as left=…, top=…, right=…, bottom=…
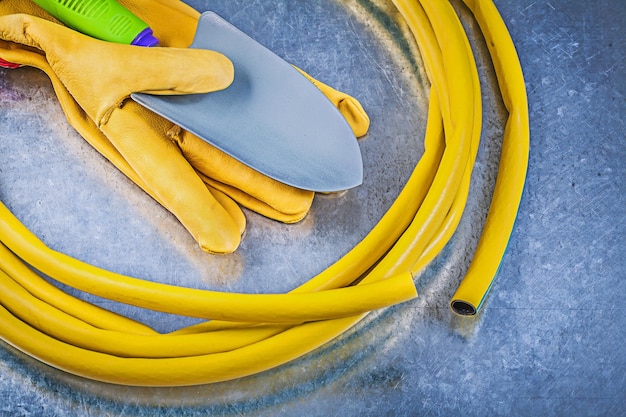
left=132, top=12, right=363, bottom=192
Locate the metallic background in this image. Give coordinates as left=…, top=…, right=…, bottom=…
left=0, top=0, right=624, bottom=415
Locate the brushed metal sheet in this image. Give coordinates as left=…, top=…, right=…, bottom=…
left=0, top=0, right=624, bottom=415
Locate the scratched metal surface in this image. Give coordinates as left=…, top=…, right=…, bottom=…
left=0, top=0, right=624, bottom=415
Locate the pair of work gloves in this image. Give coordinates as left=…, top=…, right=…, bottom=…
left=0, top=0, right=370, bottom=253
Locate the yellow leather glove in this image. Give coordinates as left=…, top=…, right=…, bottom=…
left=0, top=12, right=245, bottom=253
left=0, top=0, right=371, bottom=250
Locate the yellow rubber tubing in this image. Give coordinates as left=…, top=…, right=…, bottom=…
left=0, top=206, right=417, bottom=323
left=0, top=242, right=157, bottom=335
left=0, top=302, right=369, bottom=386
left=450, top=0, right=530, bottom=315
left=0, top=268, right=295, bottom=357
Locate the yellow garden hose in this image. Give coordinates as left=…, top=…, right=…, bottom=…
left=449, top=0, right=530, bottom=315
left=0, top=211, right=417, bottom=324
left=0, top=0, right=528, bottom=386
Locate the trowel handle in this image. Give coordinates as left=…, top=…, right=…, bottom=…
left=31, top=0, right=159, bottom=46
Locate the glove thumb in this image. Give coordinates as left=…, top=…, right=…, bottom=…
left=0, top=13, right=234, bottom=125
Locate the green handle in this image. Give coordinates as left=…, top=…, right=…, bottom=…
left=32, top=0, right=156, bottom=45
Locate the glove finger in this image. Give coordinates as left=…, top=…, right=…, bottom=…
left=295, top=67, right=371, bottom=138
left=202, top=176, right=311, bottom=224
left=171, top=128, right=315, bottom=218
left=206, top=186, right=246, bottom=235
left=102, top=101, right=242, bottom=254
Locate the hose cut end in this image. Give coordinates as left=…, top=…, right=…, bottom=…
left=450, top=300, right=476, bottom=316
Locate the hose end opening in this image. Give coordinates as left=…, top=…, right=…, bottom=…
left=451, top=300, right=476, bottom=316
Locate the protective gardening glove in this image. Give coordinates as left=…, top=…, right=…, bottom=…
left=0, top=12, right=245, bottom=253
left=0, top=0, right=371, bottom=252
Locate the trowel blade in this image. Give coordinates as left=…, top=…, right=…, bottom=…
left=132, top=12, right=363, bottom=192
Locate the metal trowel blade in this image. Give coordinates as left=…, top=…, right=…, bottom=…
left=132, top=11, right=363, bottom=192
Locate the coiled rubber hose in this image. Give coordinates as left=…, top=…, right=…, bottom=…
left=0, top=0, right=528, bottom=386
